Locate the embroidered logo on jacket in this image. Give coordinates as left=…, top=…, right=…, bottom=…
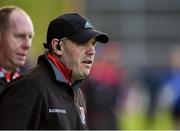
left=48, top=108, right=66, bottom=114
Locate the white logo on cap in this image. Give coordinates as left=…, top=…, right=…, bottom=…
left=85, top=21, right=93, bottom=28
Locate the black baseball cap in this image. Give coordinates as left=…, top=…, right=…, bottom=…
left=44, top=13, right=109, bottom=49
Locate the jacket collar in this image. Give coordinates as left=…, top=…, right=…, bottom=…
left=44, top=52, right=70, bottom=84
left=43, top=52, right=85, bottom=90
left=0, top=67, right=20, bottom=83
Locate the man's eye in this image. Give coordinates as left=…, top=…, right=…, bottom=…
left=29, top=35, right=33, bottom=39
left=92, top=42, right=97, bottom=47
left=75, top=42, right=83, bottom=46
left=15, top=34, right=25, bottom=39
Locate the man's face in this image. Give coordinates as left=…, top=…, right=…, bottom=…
left=0, top=10, right=34, bottom=71
left=61, top=38, right=96, bottom=82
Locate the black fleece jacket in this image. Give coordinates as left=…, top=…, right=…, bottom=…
left=0, top=54, right=87, bottom=130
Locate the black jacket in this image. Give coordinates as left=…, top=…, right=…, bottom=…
left=0, top=54, right=87, bottom=130
left=0, top=79, right=6, bottom=95
left=0, top=69, right=20, bottom=95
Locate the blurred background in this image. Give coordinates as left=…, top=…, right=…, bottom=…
left=1, top=0, right=180, bottom=129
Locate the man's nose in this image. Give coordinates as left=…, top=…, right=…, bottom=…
left=22, top=37, right=32, bottom=50
left=86, top=46, right=96, bottom=55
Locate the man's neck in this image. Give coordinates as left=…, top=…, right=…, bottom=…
left=0, top=62, right=17, bottom=72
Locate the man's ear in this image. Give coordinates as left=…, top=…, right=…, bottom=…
left=51, top=38, right=63, bottom=55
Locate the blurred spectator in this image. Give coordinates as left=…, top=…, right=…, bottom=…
left=140, top=65, right=169, bottom=129
left=160, top=47, right=180, bottom=130
left=83, top=41, right=127, bottom=129
left=0, top=5, right=34, bottom=94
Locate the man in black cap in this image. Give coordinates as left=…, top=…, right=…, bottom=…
left=0, top=13, right=109, bottom=129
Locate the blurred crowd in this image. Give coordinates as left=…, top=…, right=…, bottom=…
left=82, top=41, right=127, bottom=129
left=81, top=41, right=180, bottom=130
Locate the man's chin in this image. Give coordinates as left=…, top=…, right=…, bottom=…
left=82, top=72, right=90, bottom=78
left=15, top=61, right=26, bottom=67
left=77, top=73, right=89, bottom=80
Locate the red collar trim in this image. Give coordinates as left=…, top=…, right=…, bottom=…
left=0, top=67, right=20, bottom=83
left=47, top=53, right=72, bottom=85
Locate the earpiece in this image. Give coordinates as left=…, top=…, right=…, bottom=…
left=51, top=39, right=62, bottom=55
left=56, top=44, right=61, bottom=50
